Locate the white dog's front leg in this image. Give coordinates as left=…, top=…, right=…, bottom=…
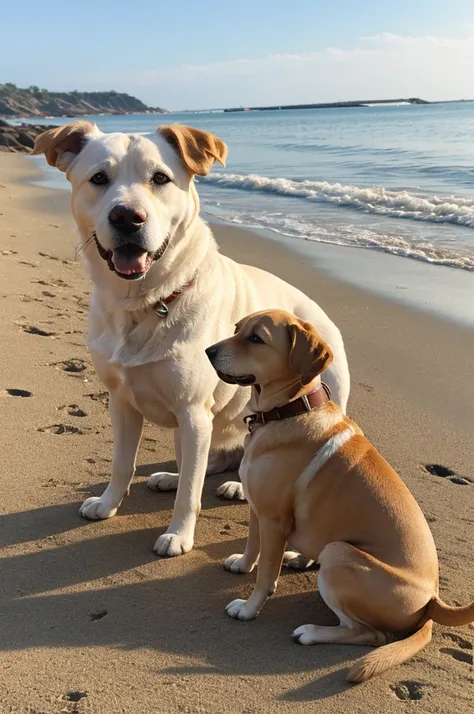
left=80, top=390, right=144, bottom=520
left=153, top=408, right=212, bottom=557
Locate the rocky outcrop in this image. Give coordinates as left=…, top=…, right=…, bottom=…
left=0, top=120, right=56, bottom=153
left=0, top=85, right=167, bottom=118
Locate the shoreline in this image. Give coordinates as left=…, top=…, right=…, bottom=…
left=27, top=153, right=474, bottom=329
left=0, top=151, right=473, bottom=712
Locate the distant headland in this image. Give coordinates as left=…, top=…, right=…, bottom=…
left=0, top=84, right=168, bottom=119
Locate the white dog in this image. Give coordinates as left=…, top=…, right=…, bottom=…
left=33, top=122, right=350, bottom=557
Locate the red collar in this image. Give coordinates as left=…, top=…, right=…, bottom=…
left=244, top=383, right=331, bottom=433
left=152, top=276, right=196, bottom=317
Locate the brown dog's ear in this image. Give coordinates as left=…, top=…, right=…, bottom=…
left=32, top=120, right=96, bottom=171
left=158, top=124, right=228, bottom=176
left=288, top=321, right=333, bottom=386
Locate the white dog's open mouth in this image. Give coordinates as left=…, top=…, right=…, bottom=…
left=94, top=235, right=169, bottom=281
left=112, top=244, right=153, bottom=279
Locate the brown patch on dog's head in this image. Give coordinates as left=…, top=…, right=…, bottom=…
left=32, top=120, right=96, bottom=170
left=158, top=124, right=227, bottom=176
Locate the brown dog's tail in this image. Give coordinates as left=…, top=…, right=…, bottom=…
left=347, top=594, right=474, bottom=683
left=347, top=621, right=433, bottom=684
left=426, top=595, right=474, bottom=626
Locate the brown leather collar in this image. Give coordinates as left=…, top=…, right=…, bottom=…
left=153, top=275, right=196, bottom=317
left=244, top=382, right=331, bottom=433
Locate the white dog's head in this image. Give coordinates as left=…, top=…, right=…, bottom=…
left=33, top=122, right=227, bottom=282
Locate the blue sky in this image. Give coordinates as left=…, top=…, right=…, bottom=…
left=2, top=0, right=474, bottom=109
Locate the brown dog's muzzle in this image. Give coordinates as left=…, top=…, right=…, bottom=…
left=205, top=344, right=256, bottom=385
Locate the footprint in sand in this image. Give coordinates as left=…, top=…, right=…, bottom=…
left=443, top=632, right=473, bottom=650
left=86, top=391, right=109, bottom=407
left=65, top=692, right=87, bottom=704
left=41, top=477, right=84, bottom=488
left=3, top=388, right=32, bottom=398
left=423, top=463, right=472, bottom=485
left=20, top=295, right=43, bottom=304
left=1, top=249, right=18, bottom=256
left=38, top=251, right=70, bottom=265
left=71, top=294, right=90, bottom=308
left=89, top=610, right=108, bottom=622
left=440, top=647, right=473, bottom=665
left=37, top=424, right=84, bottom=435
left=55, top=358, right=88, bottom=373
left=34, top=278, right=70, bottom=288
left=390, top=681, right=430, bottom=701
left=57, top=404, right=88, bottom=417
left=21, top=325, right=57, bottom=337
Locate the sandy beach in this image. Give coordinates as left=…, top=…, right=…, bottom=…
left=0, top=152, right=473, bottom=713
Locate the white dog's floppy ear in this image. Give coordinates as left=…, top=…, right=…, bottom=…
left=288, top=320, right=333, bottom=386
left=158, top=124, right=228, bottom=176
left=32, top=120, right=97, bottom=171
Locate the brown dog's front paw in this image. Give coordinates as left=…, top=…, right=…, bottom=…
left=283, top=550, right=315, bottom=570
left=216, top=481, right=246, bottom=501
left=225, top=598, right=258, bottom=621
left=224, top=553, right=256, bottom=574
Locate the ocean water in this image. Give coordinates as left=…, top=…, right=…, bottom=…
left=26, top=103, right=474, bottom=272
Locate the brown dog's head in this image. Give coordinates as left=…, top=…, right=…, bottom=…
left=206, top=309, right=333, bottom=389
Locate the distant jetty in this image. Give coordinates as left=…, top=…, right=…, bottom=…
left=224, top=98, right=430, bottom=113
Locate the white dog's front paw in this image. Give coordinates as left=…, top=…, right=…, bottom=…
left=283, top=551, right=315, bottom=570
left=291, top=624, right=319, bottom=645
left=224, top=553, right=256, bottom=574
left=216, top=480, right=246, bottom=501
left=153, top=532, right=193, bottom=557
left=147, top=471, right=179, bottom=491
left=79, top=496, right=118, bottom=520
left=225, top=598, right=258, bottom=621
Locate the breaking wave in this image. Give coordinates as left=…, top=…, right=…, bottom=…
left=203, top=172, right=474, bottom=228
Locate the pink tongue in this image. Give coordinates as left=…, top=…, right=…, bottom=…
left=113, top=249, right=149, bottom=275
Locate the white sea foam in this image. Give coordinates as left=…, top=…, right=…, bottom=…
left=203, top=206, right=474, bottom=271
left=202, top=173, right=474, bottom=228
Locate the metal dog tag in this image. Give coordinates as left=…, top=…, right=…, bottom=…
left=153, top=300, right=169, bottom=318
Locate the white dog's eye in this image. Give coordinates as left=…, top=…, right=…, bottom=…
left=152, top=171, right=171, bottom=186
left=247, top=333, right=264, bottom=344
left=90, top=171, right=109, bottom=186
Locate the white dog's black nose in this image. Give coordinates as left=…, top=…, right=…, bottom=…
left=205, top=345, right=218, bottom=362
left=109, top=205, right=147, bottom=235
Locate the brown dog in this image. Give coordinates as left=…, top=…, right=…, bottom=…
left=206, top=309, right=474, bottom=683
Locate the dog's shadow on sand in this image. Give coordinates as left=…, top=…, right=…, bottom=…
left=0, top=459, right=228, bottom=549
left=0, top=458, right=363, bottom=701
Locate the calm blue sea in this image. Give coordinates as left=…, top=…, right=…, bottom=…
left=24, top=102, right=474, bottom=271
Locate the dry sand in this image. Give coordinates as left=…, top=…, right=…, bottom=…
left=0, top=153, right=473, bottom=714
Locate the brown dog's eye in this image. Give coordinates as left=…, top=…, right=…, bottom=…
left=90, top=171, right=108, bottom=186
left=247, top=333, right=263, bottom=344
left=152, top=172, right=170, bottom=186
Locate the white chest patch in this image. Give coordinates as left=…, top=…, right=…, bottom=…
left=296, top=426, right=356, bottom=491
